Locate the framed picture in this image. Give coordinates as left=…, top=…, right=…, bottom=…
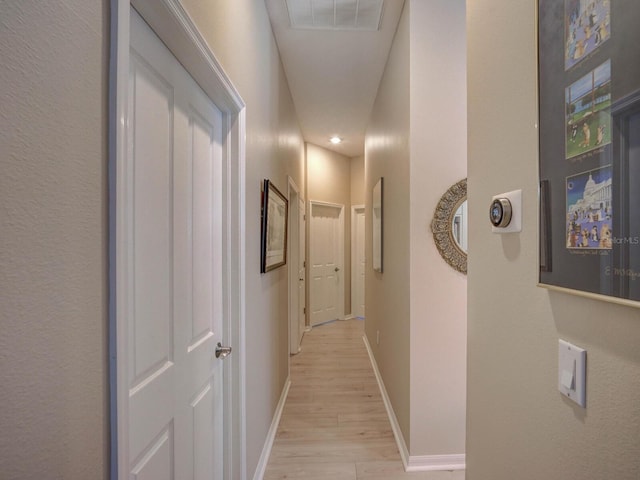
left=538, top=0, right=640, bottom=306
left=373, top=177, right=383, bottom=273
left=261, top=179, right=288, bottom=273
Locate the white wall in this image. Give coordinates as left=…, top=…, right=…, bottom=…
left=409, top=0, right=467, bottom=456
left=181, top=1, right=305, bottom=476
left=0, top=1, right=109, bottom=478
left=467, top=1, right=640, bottom=479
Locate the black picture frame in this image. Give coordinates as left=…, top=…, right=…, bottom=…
left=538, top=0, right=640, bottom=305
left=260, top=179, right=288, bottom=273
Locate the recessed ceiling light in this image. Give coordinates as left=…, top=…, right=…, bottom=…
left=330, top=136, right=343, bottom=144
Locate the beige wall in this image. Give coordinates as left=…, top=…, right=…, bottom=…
left=365, top=0, right=412, bottom=445
left=351, top=155, right=365, bottom=206
left=365, top=0, right=467, bottom=459
left=0, top=1, right=109, bottom=478
left=307, top=143, right=351, bottom=206
left=409, top=0, right=467, bottom=456
left=467, top=1, right=640, bottom=479
left=0, top=1, right=303, bottom=478
left=182, top=1, right=305, bottom=476
left=306, top=143, right=353, bottom=315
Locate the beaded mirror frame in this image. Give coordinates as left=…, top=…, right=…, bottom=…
left=431, top=178, right=467, bottom=275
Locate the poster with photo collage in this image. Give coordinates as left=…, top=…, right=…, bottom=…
left=538, top=0, right=640, bottom=304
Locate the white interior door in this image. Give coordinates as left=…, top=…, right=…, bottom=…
left=310, top=202, right=344, bottom=326
left=354, top=208, right=365, bottom=318
left=125, top=11, right=225, bottom=479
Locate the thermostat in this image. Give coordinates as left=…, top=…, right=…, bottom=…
left=490, top=189, right=522, bottom=233
left=489, top=198, right=512, bottom=227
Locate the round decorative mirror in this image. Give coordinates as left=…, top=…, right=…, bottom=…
left=431, top=178, right=467, bottom=274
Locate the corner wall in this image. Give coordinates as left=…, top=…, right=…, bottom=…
left=409, top=0, right=467, bottom=457
left=365, top=0, right=467, bottom=461
left=351, top=155, right=365, bottom=206
left=467, top=1, right=640, bottom=478
left=365, top=0, right=412, bottom=446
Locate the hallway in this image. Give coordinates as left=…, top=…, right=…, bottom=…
left=264, top=319, right=465, bottom=480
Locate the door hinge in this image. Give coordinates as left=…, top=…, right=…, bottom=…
left=303, top=307, right=306, bottom=314
left=303, top=261, right=306, bottom=268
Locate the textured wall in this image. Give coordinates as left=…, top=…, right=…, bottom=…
left=467, top=1, right=640, bottom=478
left=409, top=0, right=467, bottom=457
left=0, top=1, right=109, bottom=478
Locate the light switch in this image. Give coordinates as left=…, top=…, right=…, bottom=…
left=561, top=366, right=574, bottom=390
left=558, top=340, right=586, bottom=407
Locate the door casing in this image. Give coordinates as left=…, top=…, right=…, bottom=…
left=287, top=178, right=304, bottom=355
left=109, top=1, right=247, bottom=478
left=351, top=205, right=365, bottom=319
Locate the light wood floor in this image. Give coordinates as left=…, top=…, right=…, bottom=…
left=263, top=319, right=465, bottom=480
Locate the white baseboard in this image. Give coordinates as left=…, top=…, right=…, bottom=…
left=342, top=314, right=354, bottom=320
left=362, top=335, right=466, bottom=473
left=252, top=377, right=291, bottom=480
left=406, top=454, right=466, bottom=471
left=362, top=334, right=411, bottom=469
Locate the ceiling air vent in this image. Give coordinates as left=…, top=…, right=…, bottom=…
left=285, top=0, right=384, bottom=31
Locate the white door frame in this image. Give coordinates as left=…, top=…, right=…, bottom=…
left=309, top=200, right=345, bottom=326
left=287, top=177, right=301, bottom=355
left=109, top=1, right=246, bottom=479
left=351, top=205, right=365, bottom=319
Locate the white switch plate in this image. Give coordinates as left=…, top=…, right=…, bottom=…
left=558, top=339, right=586, bottom=407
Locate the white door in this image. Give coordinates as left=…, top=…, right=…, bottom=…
left=354, top=208, right=365, bottom=318
left=125, top=11, right=225, bottom=479
left=310, top=202, right=344, bottom=326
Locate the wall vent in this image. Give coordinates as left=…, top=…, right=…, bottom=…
left=285, top=0, right=384, bottom=31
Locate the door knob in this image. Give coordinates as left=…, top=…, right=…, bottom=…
left=335, top=267, right=340, bottom=272
left=215, top=342, right=232, bottom=359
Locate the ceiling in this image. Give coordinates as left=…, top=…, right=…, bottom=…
left=264, top=0, right=406, bottom=158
